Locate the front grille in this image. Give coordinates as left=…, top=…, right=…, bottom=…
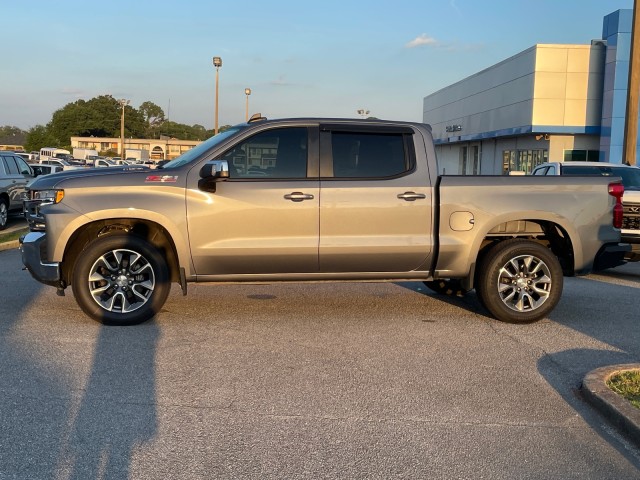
left=623, top=202, right=640, bottom=231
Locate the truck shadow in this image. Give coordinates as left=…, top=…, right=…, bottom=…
left=63, top=322, right=160, bottom=479
left=0, top=249, right=160, bottom=479
left=396, top=281, right=494, bottom=320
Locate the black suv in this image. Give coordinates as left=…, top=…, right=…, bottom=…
left=0, top=151, right=34, bottom=230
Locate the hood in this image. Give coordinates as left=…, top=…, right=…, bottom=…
left=27, top=164, right=151, bottom=189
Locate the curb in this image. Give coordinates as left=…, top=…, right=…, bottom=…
left=582, top=364, right=640, bottom=446
left=0, top=240, right=20, bottom=252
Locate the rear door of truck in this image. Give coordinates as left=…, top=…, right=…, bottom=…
left=318, top=124, right=434, bottom=272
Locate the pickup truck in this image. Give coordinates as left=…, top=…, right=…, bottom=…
left=20, top=117, right=628, bottom=326
left=532, top=161, right=640, bottom=261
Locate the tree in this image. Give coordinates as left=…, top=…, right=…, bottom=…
left=139, top=101, right=165, bottom=127
left=0, top=126, right=27, bottom=146
left=48, top=95, right=146, bottom=143
left=25, top=125, right=59, bottom=152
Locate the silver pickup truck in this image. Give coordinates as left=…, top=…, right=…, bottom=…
left=20, top=118, right=628, bottom=325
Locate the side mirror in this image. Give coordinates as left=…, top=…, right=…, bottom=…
left=199, top=159, right=229, bottom=179
left=198, top=159, right=230, bottom=192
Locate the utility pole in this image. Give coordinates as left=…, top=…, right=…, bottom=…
left=623, top=0, right=640, bottom=165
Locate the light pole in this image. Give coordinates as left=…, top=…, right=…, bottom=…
left=244, top=88, right=251, bottom=121
left=118, top=98, right=130, bottom=158
left=357, top=109, right=370, bottom=119
left=213, top=56, right=222, bottom=135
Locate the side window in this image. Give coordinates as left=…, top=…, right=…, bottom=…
left=221, top=127, right=308, bottom=179
left=0, top=159, right=6, bottom=176
left=331, top=132, right=409, bottom=178
left=547, top=166, right=556, bottom=175
left=4, top=156, right=20, bottom=175
left=532, top=167, right=547, bottom=175
left=15, top=156, right=32, bottom=175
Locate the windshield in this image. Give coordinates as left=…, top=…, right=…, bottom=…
left=160, top=128, right=243, bottom=169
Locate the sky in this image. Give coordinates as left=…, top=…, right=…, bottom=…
left=1, top=0, right=635, bottom=131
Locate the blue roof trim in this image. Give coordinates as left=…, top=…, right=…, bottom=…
left=433, top=125, right=601, bottom=144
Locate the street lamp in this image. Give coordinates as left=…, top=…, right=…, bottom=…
left=118, top=98, right=130, bottom=158
left=244, top=88, right=251, bottom=122
left=213, top=56, right=222, bottom=135
left=357, top=109, right=370, bottom=119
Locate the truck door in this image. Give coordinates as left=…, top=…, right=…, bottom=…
left=186, top=126, right=320, bottom=276
left=318, top=126, right=433, bottom=272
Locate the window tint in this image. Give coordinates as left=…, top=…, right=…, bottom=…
left=331, top=132, right=409, bottom=178
left=4, top=156, right=20, bottom=174
left=561, top=165, right=640, bottom=190
left=15, top=156, right=32, bottom=175
left=221, top=127, right=308, bottom=179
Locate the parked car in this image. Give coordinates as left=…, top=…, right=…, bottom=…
left=532, top=161, right=640, bottom=260
left=0, top=151, right=34, bottom=230
left=94, top=158, right=117, bottom=168
left=31, top=164, right=64, bottom=177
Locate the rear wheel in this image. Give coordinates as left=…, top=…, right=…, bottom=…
left=72, top=235, right=170, bottom=325
left=0, top=199, right=8, bottom=230
left=476, top=239, right=563, bottom=323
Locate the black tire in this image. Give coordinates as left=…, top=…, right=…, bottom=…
left=423, top=279, right=469, bottom=297
left=0, top=198, right=8, bottom=231
left=476, top=239, right=563, bottom=323
left=71, top=235, right=170, bottom=325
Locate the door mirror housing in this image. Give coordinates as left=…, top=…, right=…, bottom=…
left=200, top=159, right=230, bottom=179
left=198, top=159, right=230, bottom=192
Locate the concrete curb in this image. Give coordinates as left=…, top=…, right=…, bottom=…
left=0, top=239, right=20, bottom=252
left=582, top=364, right=640, bottom=446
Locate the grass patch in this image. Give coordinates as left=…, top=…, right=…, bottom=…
left=607, top=370, right=640, bottom=409
left=0, top=227, right=29, bottom=244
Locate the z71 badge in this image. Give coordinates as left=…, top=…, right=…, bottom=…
left=145, top=175, right=178, bottom=183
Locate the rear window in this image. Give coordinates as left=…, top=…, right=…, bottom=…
left=561, top=165, right=640, bottom=190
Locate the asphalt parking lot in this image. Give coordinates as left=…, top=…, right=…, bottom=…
left=1, top=247, right=639, bottom=479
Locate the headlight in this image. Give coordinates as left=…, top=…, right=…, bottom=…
left=31, top=189, right=65, bottom=204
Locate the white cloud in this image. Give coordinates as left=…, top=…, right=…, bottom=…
left=405, top=34, right=439, bottom=48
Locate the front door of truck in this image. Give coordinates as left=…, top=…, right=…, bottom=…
left=186, top=126, right=320, bottom=276
left=318, top=126, right=433, bottom=272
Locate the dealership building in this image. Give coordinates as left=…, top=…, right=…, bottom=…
left=423, top=9, right=637, bottom=175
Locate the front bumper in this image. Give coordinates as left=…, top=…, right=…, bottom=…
left=19, top=231, right=61, bottom=286
left=592, top=242, right=631, bottom=271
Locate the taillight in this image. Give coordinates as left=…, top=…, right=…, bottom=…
left=608, top=182, right=624, bottom=229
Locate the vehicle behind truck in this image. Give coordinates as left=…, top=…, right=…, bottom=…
left=532, top=161, right=640, bottom=261
left=20, top=117, right=628, bottom=326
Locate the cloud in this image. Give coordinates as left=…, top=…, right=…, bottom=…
left=271, top=75, right=290, bottom=86
left=60, top=88, right=86, bottom=98
left=405, top=34, right=439, bottom=48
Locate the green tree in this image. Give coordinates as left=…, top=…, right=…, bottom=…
left=0, top=126, right=27, bottom=146
left=48, top=95, right=146, bottom=143
left=24, top=125, right=59, bottom=152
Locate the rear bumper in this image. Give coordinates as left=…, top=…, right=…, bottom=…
left=592, top=242, right=631, bottom=271
left=19, top=232, right=61, bottom=286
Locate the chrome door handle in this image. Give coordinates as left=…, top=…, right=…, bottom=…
left=397, top=191, right=426, bottom=201
left=284, top=192, right=314, bottom=202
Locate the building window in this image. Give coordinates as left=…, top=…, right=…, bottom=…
left=502, top=149, right=548, bottom=174
left=563, top=150, right=600, bottom=162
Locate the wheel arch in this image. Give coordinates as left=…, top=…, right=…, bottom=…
left=60, top=218, right=183, bottom=288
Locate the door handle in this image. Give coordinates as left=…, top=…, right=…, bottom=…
left=397, top=191, right=426, bottom=201
left=284, top=192, right=314, bottom=202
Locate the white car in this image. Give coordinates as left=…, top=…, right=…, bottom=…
left=532, top=162, right=640, bottom=260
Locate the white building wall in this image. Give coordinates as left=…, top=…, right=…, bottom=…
left=424, top=47, right=536, bottom=142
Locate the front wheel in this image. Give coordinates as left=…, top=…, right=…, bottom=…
left=476, top=239, right=563, bottom=323
left=72, top=235, right=170, bottom=325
